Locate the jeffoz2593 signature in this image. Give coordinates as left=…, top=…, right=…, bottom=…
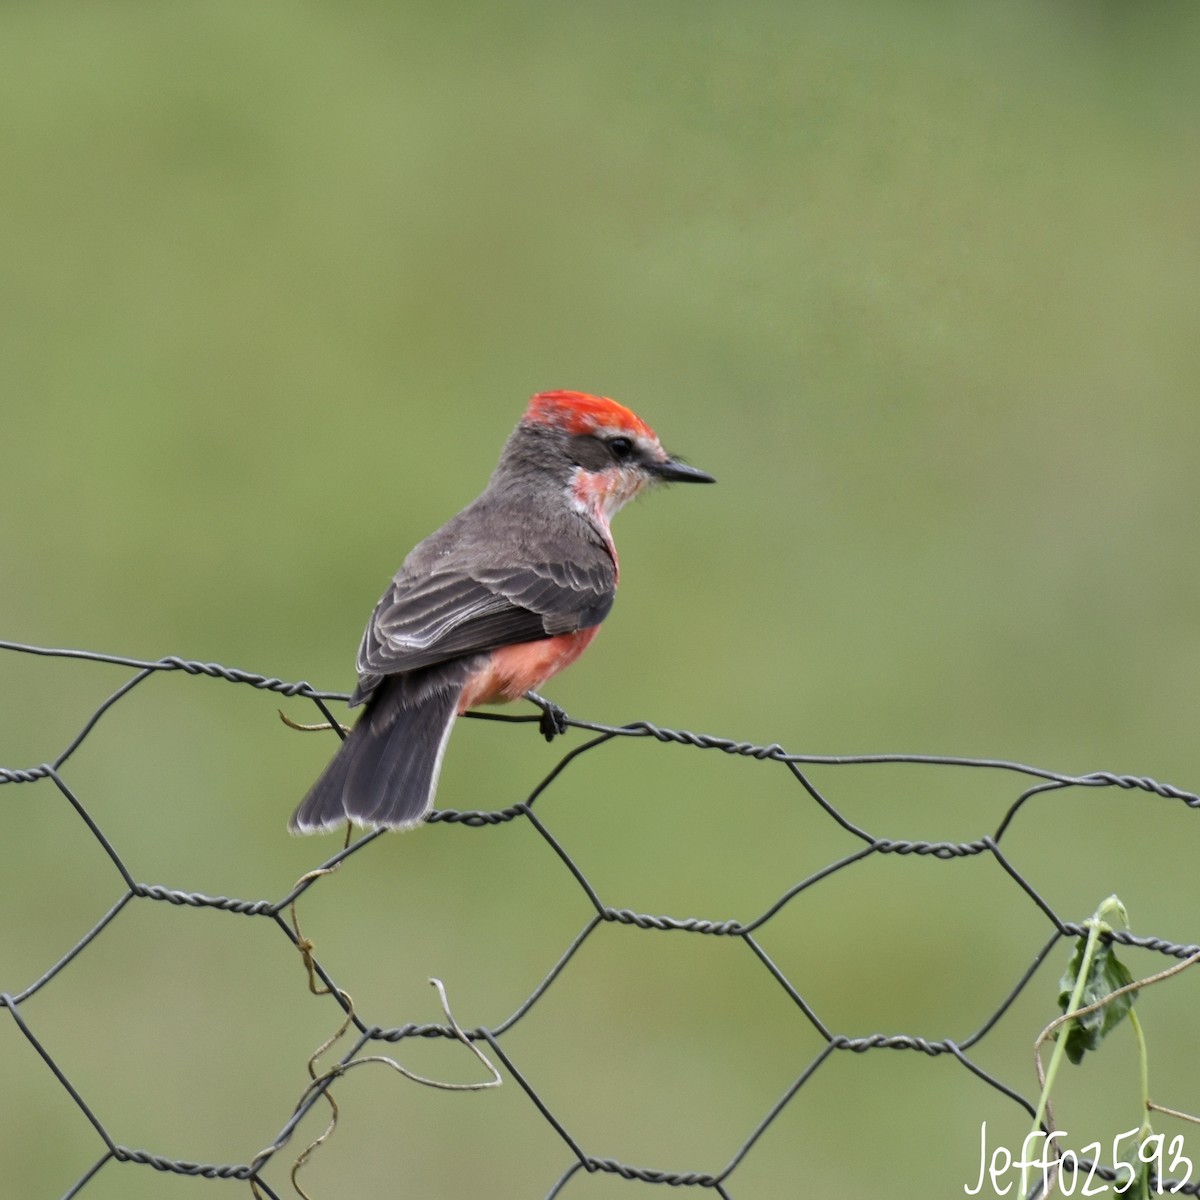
left=965, top=1122, right=1193, bottom=1196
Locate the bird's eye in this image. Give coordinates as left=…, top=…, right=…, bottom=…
left=607, top=436, right=635, bottom=462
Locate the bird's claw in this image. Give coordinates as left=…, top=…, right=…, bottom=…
left=526, top=691, right=569, bottom=741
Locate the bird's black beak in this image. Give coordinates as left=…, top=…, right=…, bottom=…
left=653, top=456, right=716, bottom=484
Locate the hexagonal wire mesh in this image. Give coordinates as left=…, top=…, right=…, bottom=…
left=2, top=638, right=1199, bottom=1199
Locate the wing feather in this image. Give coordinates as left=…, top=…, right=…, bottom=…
left=355, top=556, right=615, bottom=681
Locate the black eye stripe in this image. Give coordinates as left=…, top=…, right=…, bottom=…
left=565, top=432, right=640, bottom=471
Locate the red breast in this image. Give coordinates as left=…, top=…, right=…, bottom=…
left=457, top=627, right=602, bottom=711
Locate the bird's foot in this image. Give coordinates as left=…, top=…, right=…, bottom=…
left=525, top=691, right=569, bottom=741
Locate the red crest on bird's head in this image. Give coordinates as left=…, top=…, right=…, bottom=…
left=523, top=391, right=657, bottom=441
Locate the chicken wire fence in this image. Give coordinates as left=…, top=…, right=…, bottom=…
left=2, top=637, right=1199, bottom=1200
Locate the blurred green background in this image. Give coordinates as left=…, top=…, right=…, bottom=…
left=3, top=1, right=1200, bottom=1196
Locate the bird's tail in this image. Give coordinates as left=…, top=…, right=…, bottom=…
left=289, top=677, right=461, bottom=834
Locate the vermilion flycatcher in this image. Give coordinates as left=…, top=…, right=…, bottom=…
left=290, top=390, right=715, bottom=834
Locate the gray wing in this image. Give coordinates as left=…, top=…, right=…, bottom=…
left=354, top=556, right=615, bottom=686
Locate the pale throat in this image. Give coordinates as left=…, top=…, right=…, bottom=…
left=568, top=466, right=644, bottom=528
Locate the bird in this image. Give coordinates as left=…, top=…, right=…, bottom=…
left=289, top=390, right=715, bottom=834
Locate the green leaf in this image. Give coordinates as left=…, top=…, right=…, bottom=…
left=1056, top=937, right=1138, bottom=1065
left=1118, top=1143, right=1153, bottom=1200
